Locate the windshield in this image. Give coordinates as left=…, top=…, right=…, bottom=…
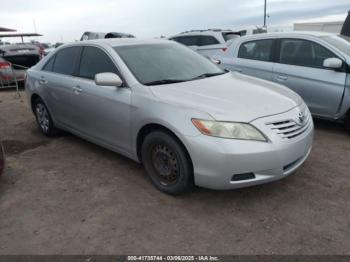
left=320, top=35, right=350, bottom=57
left=114, top=43, right=224, bottom=85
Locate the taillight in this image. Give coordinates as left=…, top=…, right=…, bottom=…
left=0, top=62, right=12, bottom=81
left=221, top=48, right=228, bottom=52
left=0, top=61, right=11, bottom=70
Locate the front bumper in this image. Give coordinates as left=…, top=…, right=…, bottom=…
left=183, top=107, right=314, bottom=190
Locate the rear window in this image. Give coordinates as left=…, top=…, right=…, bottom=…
left=52, top=46, right=80, bottom=76
left=171, top=35, right=220, bottom=46
left=222, top=32, right=240, bottom=42
left=197, top=35, right=220, bottom=46
left=171, top=36, right=198, bottom=46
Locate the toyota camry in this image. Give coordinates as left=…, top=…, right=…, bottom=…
left=25, top=39, right=314, bottom=195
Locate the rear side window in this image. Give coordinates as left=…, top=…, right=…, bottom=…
left=171, top=36, right=198, bottom=46
left=42, top=56, right=55, bottom=72
left=53, top=47, right=80, bottom=75
left=238, top=39, right=274, bottom=62
left=279, top=39, right=337, bottom=68
left=78, top=46, right=118, bottom=79
left=197, top=36, right=220, bottom=46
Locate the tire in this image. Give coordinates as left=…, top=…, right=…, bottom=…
left=346, top=112, right=350, bottom=132
left=345, top=112, right=350, bottom=132
left=141, top=131, right=194, bottom=195
left=33, top=98, right=60, bottom=137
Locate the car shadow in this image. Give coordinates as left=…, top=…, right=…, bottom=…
left=313, top=117, right=349, bottom=135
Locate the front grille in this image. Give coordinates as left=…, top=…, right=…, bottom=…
left=266, top=109, right=311, bottom=140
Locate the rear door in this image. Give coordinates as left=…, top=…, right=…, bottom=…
left=71, top=46, right=132, bottom=152
left=223, top=38, right=275, bottom=81
left=272, top=38, right=346, bottom=117
left=40, top=46, right=81, bottom=126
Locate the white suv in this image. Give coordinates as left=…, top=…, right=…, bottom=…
left=169, top=29, right=240, bottom=57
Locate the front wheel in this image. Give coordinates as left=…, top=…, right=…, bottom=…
left=33, top=98, right=60, bottom=137
left=141, top=131, right=194, bottom=195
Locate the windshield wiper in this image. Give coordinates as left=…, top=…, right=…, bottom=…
left=144, top=79, right=188, bottom=86
left=190, top=71, right=227, bottom=80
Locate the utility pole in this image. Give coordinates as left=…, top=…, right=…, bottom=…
left=263, top=0, right=267, bottom=28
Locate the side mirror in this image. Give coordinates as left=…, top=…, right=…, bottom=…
left=95, top=72, right=123, bottom=87
left=323, top=58, right=343, bottom=70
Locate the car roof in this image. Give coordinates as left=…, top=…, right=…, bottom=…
left=238, top=31, right=336, bottom=40
left=71, top=38, right=173, bottom=48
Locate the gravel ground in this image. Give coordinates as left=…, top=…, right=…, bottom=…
left=0, top=90, right=349, bottom=255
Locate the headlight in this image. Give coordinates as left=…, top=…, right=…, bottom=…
left=192, top=119, right=267, bottom=142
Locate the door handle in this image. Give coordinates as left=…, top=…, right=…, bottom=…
left=72, top=85, right=82, bottom=94
left=276, top=75, right=288, bottom=81
left=39, top=77, right=48, bottom=85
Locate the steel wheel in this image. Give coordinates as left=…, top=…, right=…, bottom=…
left=141, top=131, right=194, bottom=195
left=35, top=103, right=50, bottom=133
left=33, top=97, right=60, bottom=137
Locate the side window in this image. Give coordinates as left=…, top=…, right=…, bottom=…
left=42, top=56, right=55, bottom=72
left=78, top=46, right=118, bottom=80
left=238, top=39, right=274, bottom=62
left=52, top=47, right=80, bottom=75
left=313, top=43, right=337, bottom=68
left=198, top=36, right=220, bottom=46
left=172, top=36, right=198, bottom=46
left=279, top=39, right=337, bottom=68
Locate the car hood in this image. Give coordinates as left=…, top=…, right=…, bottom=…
left=150, top=72, right=302, bottom=122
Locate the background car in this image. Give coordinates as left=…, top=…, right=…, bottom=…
left=43, top=43, right=63, bottom=56
left=0, top=43, right=41, bottom=85
left=80, top=31, right=135, bottom=41
left=214, top=31, right=350, bottom=130
left=169, top=29, right=241, bottom=57
left=25, top=39, right=313, bottom=195
left=0, top=141, right=5, bottom=176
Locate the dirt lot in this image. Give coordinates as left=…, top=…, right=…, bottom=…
left=0, top=90, right=349, bottom=255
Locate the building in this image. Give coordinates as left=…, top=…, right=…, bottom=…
left=294, top=21, right=344, bottom=34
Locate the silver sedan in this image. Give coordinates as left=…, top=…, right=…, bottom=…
left=25, top=39, right=314, bottom=195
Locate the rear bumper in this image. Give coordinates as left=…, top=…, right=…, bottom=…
left=0, top=69, right=26, bottom=86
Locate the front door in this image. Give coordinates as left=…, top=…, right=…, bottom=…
left=273, top=39, right=346, bottom=118
left=70, top=46, right=132, bottom=153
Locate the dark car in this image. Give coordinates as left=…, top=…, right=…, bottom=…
left=80, top=31, right=135, bottom=41
left=0, top=43, right=41, bottom=85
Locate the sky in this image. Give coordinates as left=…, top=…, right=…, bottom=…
left=0, top=0, right=349, bottom=43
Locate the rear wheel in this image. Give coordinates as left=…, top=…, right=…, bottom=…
left=33, top=98, right=60, bottom=137
left=141, top=131, right=194, bottom=195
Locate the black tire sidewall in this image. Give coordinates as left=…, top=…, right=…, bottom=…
left=346, top=112, right=350, bottom=132
left=141, top=131, right=193, bottom=195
